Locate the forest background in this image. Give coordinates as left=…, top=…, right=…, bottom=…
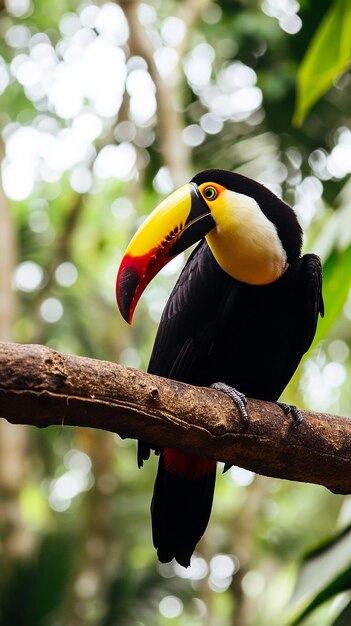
left=1, top=0, right=351, bottom=625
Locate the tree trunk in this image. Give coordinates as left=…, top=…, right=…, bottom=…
left=0, top=144, right=33, bottom=562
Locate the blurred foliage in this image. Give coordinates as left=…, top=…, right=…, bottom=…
left=288, top=525, right=351, bottom=625
left=294, top=0, right=351, bottom=126
left=0, top=0, right=351, bottom=625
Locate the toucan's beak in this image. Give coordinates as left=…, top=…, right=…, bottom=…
left=116, top=182, right=215, bottom=324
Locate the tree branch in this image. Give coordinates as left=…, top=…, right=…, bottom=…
left=0, top=341, right=350, bottom=495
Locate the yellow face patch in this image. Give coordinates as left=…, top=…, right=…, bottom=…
left=203, top=188, right=288, bottom=285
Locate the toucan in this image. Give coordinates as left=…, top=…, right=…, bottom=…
left=116, top=168, right=323, bottom=568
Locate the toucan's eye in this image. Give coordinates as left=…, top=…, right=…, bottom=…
left=203, top=186, right=218, bottom=201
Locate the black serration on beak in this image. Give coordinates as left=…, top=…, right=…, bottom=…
left=170, top=183, right=215, bottom=256
left=117, top=266, right=139, bottom=322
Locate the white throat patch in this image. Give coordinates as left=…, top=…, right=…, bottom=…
left=205, top=190, right=288, bottom=285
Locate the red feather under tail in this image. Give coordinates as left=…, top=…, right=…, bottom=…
left=151, top=448, right=216, bottom=567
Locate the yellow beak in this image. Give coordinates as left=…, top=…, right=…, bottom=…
left=116, top=182, right=215, bottom=323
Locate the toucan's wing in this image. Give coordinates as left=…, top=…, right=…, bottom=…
left=262, top=253, right=323, bottom=397
left=298, top=253, right=324, bottom=353
left=147, top=239, right=236, bottom=381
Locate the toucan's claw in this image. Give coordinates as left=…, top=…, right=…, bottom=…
left=277, top=402, right=303, bottom=427
left=211, top=382, right=249, bottom=427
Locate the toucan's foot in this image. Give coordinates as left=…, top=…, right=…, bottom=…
left=211, top=382, right=249, bottom=427
left=277, top=402, right=303, bottom=427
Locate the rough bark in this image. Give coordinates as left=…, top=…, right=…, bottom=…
left=1, top=342, right=351, bottom=495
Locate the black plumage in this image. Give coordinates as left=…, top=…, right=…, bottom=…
left=151, top=453, right=216, bottom=566
left=137, top=170, right=323, bottom=566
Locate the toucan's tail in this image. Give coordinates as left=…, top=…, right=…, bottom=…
left=151, top=448, right=216, bottom=567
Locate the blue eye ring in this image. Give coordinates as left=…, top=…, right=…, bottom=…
left=203, top=186, right=218, bottom=201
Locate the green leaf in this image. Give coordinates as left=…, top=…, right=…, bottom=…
left=332, top=600, right=351, bottom=626
left=311, top=244, right=351, bottom=348
left=294, top=0, right=351, bottom=125
left=291, top=525, right=351, bottom=607
left=288, top=525, right=351, bottom=625
left=290, top=566, right=351, bottom=625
